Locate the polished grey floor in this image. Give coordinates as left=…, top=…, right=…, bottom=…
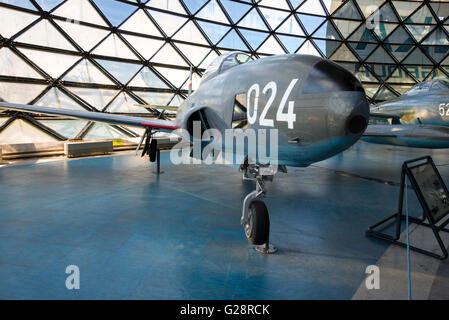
left=0, top=141, right=448, bottom=299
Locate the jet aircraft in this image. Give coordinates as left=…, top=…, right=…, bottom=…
left=0, top=52, right=369, bottom=253
left=363, top=79, right=449, bottom=149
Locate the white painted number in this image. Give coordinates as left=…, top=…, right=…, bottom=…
left=439, top=103, right=449, bottom=117
left=277, top=79, right=298, bottom=129
left=247, top=83, right=259, bottom=125
left=260, top=81, right=277, bottom=127
left=247, top=79, right=298, bottom=129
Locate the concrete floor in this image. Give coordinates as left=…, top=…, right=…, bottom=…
left=1, top=142, right=449, bottom=299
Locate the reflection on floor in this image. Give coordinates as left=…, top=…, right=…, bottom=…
left=0, top=141, right=448, bottom=299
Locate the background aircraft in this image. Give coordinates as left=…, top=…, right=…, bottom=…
left=363, top=79, right=449, bottom=149
left=0, top=52, right=369, bottom=253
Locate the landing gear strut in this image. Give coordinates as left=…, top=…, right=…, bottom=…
left=136, top=128, right=162, bottom=174
left=241, top=163, right=278, bottom=254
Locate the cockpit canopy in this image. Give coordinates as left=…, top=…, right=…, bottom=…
left=201, top=51, right=253, bottom=83
left=403, top=79, right=449, bottom=96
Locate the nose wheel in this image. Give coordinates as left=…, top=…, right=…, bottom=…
left=241, top=164, right=278, bottom=254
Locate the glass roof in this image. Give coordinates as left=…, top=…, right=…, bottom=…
left=0, top=0, right=448, bottom=142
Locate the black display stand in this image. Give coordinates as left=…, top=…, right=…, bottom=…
left=366, top=156, right=449, bottom=260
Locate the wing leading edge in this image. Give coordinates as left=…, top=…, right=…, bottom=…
left=0, top=102, right=178, bottom=132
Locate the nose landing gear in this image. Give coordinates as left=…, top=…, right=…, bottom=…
left=241, top=164, right=278, bottom=254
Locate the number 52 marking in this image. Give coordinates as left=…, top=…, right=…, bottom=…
left=247, top=79, right=298, bottom=129
left=439, top=103, right=449, bottom=117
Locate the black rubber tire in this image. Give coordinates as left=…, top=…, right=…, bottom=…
left=149, top=139, right=158, bottom=163
left=245, top=200, right=270, bottom=245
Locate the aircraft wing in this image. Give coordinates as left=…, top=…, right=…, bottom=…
left=0, top=102, right=178, bottom=132
left=363, top=125, right=397, bottom=138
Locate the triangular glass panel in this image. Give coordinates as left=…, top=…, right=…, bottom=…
left=332, top=19, right=360, bottom=38
left=392, top=1, right=421, bottom=21
left=430, top=2, right=449, bottom=21
left=53, top=0, right=107, bottom=26
left=151, top=43, right=188, bottom=66
left=321, top=0, right=344, bottom=15
left=405, top=65, right=433, bottom=82
left=238, top=8, right=268, bottom=31
left=147, top=0, right=186, bottom=15
left=375, top=2, right=399, bottom=23
left=296, top=40, right=321, bottom=57
left=197, top=21, right=230, bottom=44
left=384, top=25, right=414, bottom=44
left=332, top=0, right=362, bottom=20
left=68, top=87, right=118, bottom=110
left=0, top=47, right=43, bottom=79
left=129, top=67, right=169, bottom=88
left=119, top=9, right=162, bottom=37
left=298, top=0, right=326, bottom=16
left=0, top=82, right=46, bottom=104
left=356, top=0, right=385, bottom=18
left=122, top=34, right=164, bottom=60
left=276, top=14, right=305, bottom=36
left=366, top=46, right=395, bottom=63
left=92, top=0, right=137, bottom=26
left=422, top=27, right=449, bottom=45
left=330, top=43, right=358, bottom=62
left=133, top=91, right=174, bottom=106
left=405, top=24, right=434, bottom=42
left=260, top=7, right=290, bottom=30
left=386, top=67, right=415, bottom=83
left=258, top=36, right=285, bottom=55
left=55, top=19, right=109, bottom=51
left=173, top=20, right=208, bottom=45
left=173, top=43, right=210, bottom=66
left=92, top=33, right=138, bottom=60
left=220, top=0, right=251, bottom=23
left=405, top=4, right=436, bottom=24
left=217, top=29, right=248, bottom=51
left=106, top=92, right=149, bottom=113
left=402, top=47, right=433, bottom=66
left=0, top=7, right=39, bottom=38
left=277, top=35, right=305, bottom=53
left=36, top=87, right=86, bottom=111
left=84, top=123, right=129, bottom=140
left=199, top=50, right=219, bottom=69
left=35, top=0, right=65, bottom=12
left=385, top=44, right=414, bottom=62
left=348, top=23, right=377, bottom=43
left=4, top=0, right=40, bottom=11
left=16, top=19, right=76, bottom=51
left=148, top=9, right=187, bottom=37
left=239, top=29, right=269, bottom=50
left=154, top=66, right=190, bottom=88
left=38, top=119, right=88, bottom=139
left=313, top=39, right=340, bottom=58
left=347, top=42, right=377, bottom=61
left=196, top=0, right=229, bottom=24
left=296, top=14, right=325, bottom=35
left=422, top=46, right=449, bottom=64
left=95, top=59, right=141, bottom=84
left=183, top=0, right=207, bottom=15
left=373, top=22, right=397, bottom=41
left=260, top=0, right=290, bottom=10
left=0, top=119, right=58, bottom=144
left=19, top=48, right=80, bottom=79
left=63, top=59, right=114, bottom=85
left=366, top=64, right=396, bottom=81
left=375, top=86, right=397, bottom=101
left=312, top=21, right=341, bottom=40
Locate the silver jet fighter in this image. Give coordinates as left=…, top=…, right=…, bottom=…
left=363, top=79, right=449, bottom=149
left=0, top=52, right=369, bottom=252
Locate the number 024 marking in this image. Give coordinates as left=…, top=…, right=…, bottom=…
left=247, top=79, right=298, bottom=129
